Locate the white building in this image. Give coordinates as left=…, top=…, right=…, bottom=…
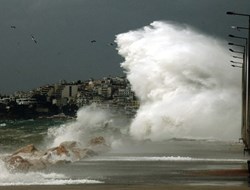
left=16, top=98, right=37, bottom=105
left=61, top=85, right=79, bottom=99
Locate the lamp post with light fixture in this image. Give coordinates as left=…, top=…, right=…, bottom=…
left=227, top=11, right=250, bottom=153
left=229, top=43, right=246, bottom=148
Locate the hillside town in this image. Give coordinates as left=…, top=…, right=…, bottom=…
left=0, top=76, right=139, bottom=119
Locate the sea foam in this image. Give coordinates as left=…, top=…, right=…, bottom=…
left=0, top=159, right=103, bottom=186
left=86, top=156, right=246, bottom=163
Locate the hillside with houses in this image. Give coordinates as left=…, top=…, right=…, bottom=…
left=0, top=76, right=139, bottom=119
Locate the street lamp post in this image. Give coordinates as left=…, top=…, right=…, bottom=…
left=231, top=60, right=243, bottom=64
left=233, top=55, right=244, bottom=59
left=229, top=44, right=247, bottom=148
left=231, top=64, right=243, bottom=68
left=231, top=26, right=250, bottom=31
left=228, top=42, right=246, bottom=48
left=229, top=48, right=244, bottom=54
left=227, top=11, right=250, bottom=153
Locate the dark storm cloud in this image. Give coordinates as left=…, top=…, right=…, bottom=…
left=0, top=0, right=249, bottom=94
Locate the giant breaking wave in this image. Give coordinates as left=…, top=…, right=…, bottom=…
left=115, top=21, right=241, bottom=141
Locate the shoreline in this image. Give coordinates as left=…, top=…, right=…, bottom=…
left=0, top=184, right=249, bottom=190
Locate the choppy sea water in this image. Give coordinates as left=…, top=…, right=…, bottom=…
left=0, top=119, right=248, bottom=186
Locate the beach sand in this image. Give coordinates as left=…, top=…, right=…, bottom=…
left=0, top=184, right=249, bottom=190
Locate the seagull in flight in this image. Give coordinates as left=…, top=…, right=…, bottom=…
left=31, top=34, right=38, bottom=44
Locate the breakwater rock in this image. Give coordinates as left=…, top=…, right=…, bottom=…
left=2, top=136, right=109, bottom=172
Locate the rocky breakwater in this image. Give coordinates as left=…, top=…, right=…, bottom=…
left=2, top=136, right=110, bottom=172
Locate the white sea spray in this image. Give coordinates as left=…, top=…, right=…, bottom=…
left=116, top=21, right=241, bottom=141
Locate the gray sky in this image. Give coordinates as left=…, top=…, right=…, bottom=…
left=0, top=0, right=249, bottom=94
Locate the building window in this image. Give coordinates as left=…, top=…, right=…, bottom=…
left=69, top=86, right=72, bottom=97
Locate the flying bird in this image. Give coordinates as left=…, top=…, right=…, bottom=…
left=91, top=40, right=96, bottom=43
left=31, top=35, right=38, bottom=44
left=10, top=25, right=16, bottom=29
